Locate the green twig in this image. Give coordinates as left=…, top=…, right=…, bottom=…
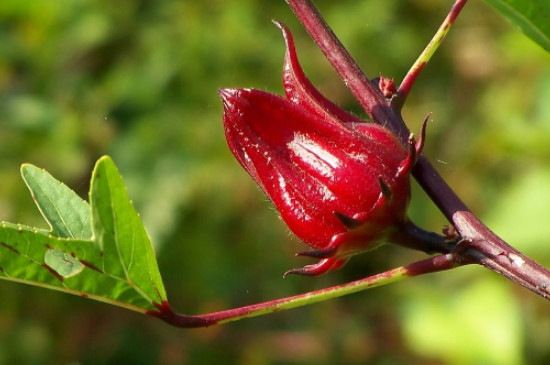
left=149, top=253, right=462, bottom=328
left=394, top=0, right=469, bottom=109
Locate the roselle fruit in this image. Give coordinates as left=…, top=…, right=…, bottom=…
left=220, top=22, right=426, bottom=276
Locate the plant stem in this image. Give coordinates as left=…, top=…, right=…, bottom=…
left=150, top=0, right=550, bottom=328
left=394, top=0, right=468, bottom=109
left=284, top=0, right=407, bottom=140
left=285, top=0, right=550, bottom=300
left=149, top=253, right=461, bottom=328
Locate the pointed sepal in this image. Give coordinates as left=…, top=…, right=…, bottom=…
left=274, top=20, right=366, bottom=125
left=283, top=257, right=348, bottom=277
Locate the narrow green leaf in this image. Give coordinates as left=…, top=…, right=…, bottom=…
left=484, top=0, right=550, bottom=53
left=90, top=156, right=167, bottom=306
left=0, top=156, right=168, bottom=313
left=21, top=164, right=92, bottom=240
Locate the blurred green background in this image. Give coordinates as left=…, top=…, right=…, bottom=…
left=1, top=0, right=550, bottom=364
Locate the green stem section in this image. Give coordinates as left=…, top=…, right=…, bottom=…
left=395, top=0, right=469, bottom=108
left=149, top=253, right=461, bottom=328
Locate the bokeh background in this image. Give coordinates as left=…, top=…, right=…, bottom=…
left=1, top=0, right=550, bottom=364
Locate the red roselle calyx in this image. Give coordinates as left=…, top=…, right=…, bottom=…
left=220, top=22, right=427, bottom=276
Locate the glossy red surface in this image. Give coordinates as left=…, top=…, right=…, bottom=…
left=220, top=25, right=415, bottom=275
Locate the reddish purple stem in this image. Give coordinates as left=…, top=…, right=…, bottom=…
left=285, top=0, right=550, bottom=300
left=284, top=0, right=407, bottom=142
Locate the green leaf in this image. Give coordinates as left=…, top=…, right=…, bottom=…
left=90, top=155, right=167, bottom=306
left=21, top=164, right=92, bottom=240
left=484, top=0, right=550, bottom=53
left=0, top=156, right=167, bottom=313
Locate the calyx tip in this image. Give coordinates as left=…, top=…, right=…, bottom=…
left=334, top=211, right=362, bottom=229
left=218, top=88, right=238, bottom=102
left=283, top=258, right=346, bottom=277
left=378, top=177, right=393, bottom=200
